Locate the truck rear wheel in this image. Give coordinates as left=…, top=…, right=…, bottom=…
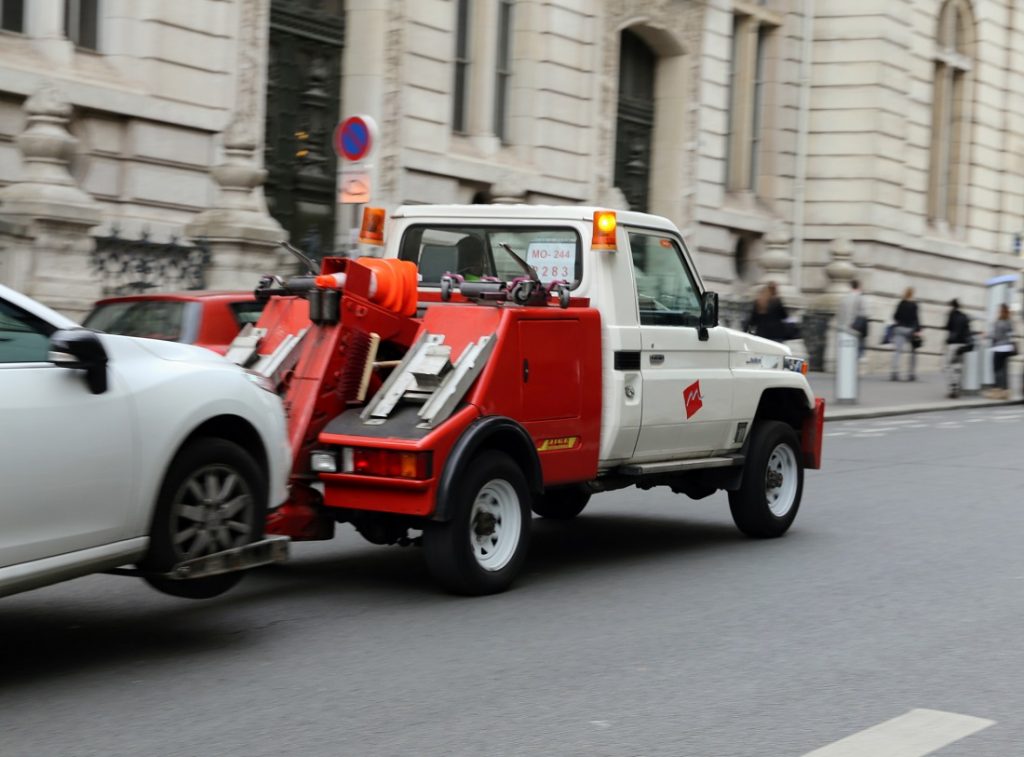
left=531, top=486, right=590, bottom=520
left=423, top=450, right=531, bottom=595
left=728, top=420, right=803, bottom=538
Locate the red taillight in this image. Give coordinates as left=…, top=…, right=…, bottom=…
left=347, top=448, right=431, bottom=480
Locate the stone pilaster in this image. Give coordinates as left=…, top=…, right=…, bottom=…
left=186, top=124, right=288, bottom=289
left=0, top=87, right=102, bottom=318
left=186, top=0, right=288, bottom=288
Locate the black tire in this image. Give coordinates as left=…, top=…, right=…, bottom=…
left=141, top=438, right=267, bottom=599
left=143, top=572, right=244, bottom=600
left=728, top=420, right=803, bottom=538
left=422, top=450, right=531, bottom=595
left=531, top=486, right=591, bottom=520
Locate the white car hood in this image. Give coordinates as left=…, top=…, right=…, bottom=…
left=100, top=333, right=227, bottom=364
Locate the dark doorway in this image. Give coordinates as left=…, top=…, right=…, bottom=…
left=264, top=1, right=344, bottom=258
left=613, top=29, right=656, bottom=213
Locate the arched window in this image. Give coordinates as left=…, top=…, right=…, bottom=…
left=929, top=0, right=974, bottom=229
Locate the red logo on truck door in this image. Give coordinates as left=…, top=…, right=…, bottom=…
left=683, top=381, right=703, bottom=419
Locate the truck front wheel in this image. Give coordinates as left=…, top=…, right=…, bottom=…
left=728, top=421, right=803, bottom=538
left=423, top=450, right=531, bottom=595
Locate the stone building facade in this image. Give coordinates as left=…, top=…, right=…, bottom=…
left=1, top=0, right=1022, bottom=371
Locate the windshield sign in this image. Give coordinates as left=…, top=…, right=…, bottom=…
left=399, top=226, right=582, bottom=287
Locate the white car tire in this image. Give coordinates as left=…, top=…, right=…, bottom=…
left=141, top=437, right=267, bottom=599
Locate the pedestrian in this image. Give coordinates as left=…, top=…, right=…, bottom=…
left=985, top=303, right=1015, bottom=399
left=943, top=298, right=972, bottom=399
left=890, top=287, right=921, bottom=381
left=837, top=279, right=867, bottom=356
left=746, top=281, right=789, bottom=342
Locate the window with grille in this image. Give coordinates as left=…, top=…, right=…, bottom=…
left=0, top=0, right=24, bottom=33
left=452, top=0, right=471, bottom=134
left=65, top=0, right=99, bottom=50
left=929, top=0, right=974, bottom=229
left=493, top=0, right=514, bottom=142
left=725, top=4, right=778, bottom=194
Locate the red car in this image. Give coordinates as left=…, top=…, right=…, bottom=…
left=84, top=291, right=264, bottom=355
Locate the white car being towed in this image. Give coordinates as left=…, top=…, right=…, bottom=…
left=0, top=284, right=291, bottom=599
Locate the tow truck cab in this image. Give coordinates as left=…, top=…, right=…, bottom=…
left=244, top=205, right=823, bottom=595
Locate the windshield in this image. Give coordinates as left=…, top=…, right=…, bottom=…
left=84, top=300, right=191, bottom=342
left=399, top=225, right=582, bottom=287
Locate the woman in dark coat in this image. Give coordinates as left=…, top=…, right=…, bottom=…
left=747, top=282, right=789, bottom=343
left=891, top=287, right=921, bottom=381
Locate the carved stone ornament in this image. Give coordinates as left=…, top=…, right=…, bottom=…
left=759, top=222, right=794, bottom=294
left=0, top=86, right=100, bottom=227
left=825, top=236, right=857, bottom=294
left=187, top=126, right=285, bottom=245
left=490, top=173, right=530, bottom=204
left=815, top=235, right=858, bottom=313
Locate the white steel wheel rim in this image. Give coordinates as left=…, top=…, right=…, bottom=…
left=468, top=478, right=521, bottom=572
left=170, top=464, right=254, bottom=562
left=764, top=443, right=798, bottom=517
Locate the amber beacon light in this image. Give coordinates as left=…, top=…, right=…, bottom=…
left=359, top=207, right=386, bottom=245
left=592, top=210, right=617, bottom=251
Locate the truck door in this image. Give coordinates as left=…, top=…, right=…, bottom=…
left=627, top=229, right=735, bottom=460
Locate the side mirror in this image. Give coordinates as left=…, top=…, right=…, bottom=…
left=698, top=291, right=719, bottom=341
left=49, top=329, right=109, bottom=394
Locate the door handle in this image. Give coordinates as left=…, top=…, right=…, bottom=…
left=523, top=358, right=529, bottom=382
left=649, top=353, right=665, bottom=365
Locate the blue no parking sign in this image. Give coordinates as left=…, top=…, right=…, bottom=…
left=334, top=115, right=377, bottom=162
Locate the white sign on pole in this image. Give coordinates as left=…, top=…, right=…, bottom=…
left=339, top=165, right=371, bottom=204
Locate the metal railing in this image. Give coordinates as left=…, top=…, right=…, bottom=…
left=91, top=231, right=211, bottom=296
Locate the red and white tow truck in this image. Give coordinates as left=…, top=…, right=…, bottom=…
left=229, top=205, right=824, bottom=595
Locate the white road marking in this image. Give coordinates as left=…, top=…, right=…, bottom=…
left=801, top=708, right=995, bottom=757
left=589, top=720, right=611, bottom=729
left=825, top=432, right=847, bottom=437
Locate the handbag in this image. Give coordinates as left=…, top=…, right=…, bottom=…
left=911, top=333, right=923, bottom=350
left=852, top=315, right=868, bottom=339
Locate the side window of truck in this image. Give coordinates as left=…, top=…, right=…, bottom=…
left=628, top=232, right=702, bottom=327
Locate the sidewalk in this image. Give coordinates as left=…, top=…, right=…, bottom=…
left=807, top=370, right=1021, bottom=421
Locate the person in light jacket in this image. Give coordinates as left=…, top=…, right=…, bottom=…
left=986, top=303, right=1015, bottom=399
left=837, top=279, right=866, bottom=356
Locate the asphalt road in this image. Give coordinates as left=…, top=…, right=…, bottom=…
left=3, top=406, right=1024, bottom=756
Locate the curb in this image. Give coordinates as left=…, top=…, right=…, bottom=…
left=825, top=397, right=1020, bottom=422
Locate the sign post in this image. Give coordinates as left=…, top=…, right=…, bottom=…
left=333, top=115, right=378, bottom=252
